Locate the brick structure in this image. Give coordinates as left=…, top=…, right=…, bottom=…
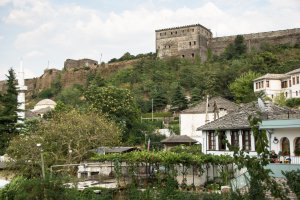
left=156, top=24, right=300, bottom=61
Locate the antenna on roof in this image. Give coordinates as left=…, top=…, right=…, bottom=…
left=258, top=98, right=266, bottom=112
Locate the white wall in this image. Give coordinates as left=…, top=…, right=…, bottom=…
left=180, top=111, right=227, bottom=144
left=269, top=128, right=300, bottom=156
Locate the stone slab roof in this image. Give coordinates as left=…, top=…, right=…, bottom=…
left=161, top=135, right=198, bottom=144
left=286, top=68, right=300, bottom=75
left=197, top=101, right=300, bottom=131
left=181, top=96, right=238, bottom=114
left=253, top=73, right=289, bottom=81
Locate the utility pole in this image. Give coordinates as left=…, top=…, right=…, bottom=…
left=152, top=98, right=154, bottom=121
left=205, top=95, right=209, bottom=123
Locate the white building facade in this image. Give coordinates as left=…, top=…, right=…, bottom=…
left=253, top=68, right=300, bottom=100
left=198, top=101, right=300, bottom=163
left=180, top=97, right=238, bottom=145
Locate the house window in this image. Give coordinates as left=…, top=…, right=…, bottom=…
left=266, top=80, right=269, bottom=87
left=189, top=42, right=192, bottom=46
left=261, top=81, right=264, bottom=88
left=256, top=82, right=258, bottom=89
left=258, top=82, right=261, bottom=88
left=293, top=77, right=295, bottom=85
left=282, top=137, right=290, bottom=156
left=218, top=131, right=227, bottom=150
left=171, top=32, right=173, bottom=35
left=297, top=76, right=299, bottom=84
left=194, top=41, right=196, bottom=45
left=285, top=92, right=288, bottom=97
left=208, top=131, right=216, bottom=150
left=296, top=91, right=298, bottom=96
left=271, top=94, right=274, bottom=99
left=242, top=130, right=251, bottom=151
left=231, top=131, right=239, bottom=148
left=281, top=81, right=287, bottom=88
left=289, top=80, right=291, bottom=87
left=192, top=29, right=194, bottom=32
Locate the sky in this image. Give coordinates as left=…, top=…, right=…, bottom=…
left=0, top=0, right=300, bottom=80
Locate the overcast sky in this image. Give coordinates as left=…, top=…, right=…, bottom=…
left=0, top=0, right=300, bottom=80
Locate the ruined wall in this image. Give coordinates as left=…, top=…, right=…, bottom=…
left=64, top=58, right=98, bottom=71
left=209, top=28, right=300, bottom=55
left=0, top=59, right=138, bottom=103
left=156, top=24, right=212, bottom=61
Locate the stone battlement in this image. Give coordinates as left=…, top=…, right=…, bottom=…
left=156, top=24, right=300, bottom=61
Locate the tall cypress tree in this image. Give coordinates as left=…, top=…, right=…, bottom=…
left=0, top=68, right=19, bottom=154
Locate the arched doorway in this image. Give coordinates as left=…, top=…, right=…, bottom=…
left=294, top=137, right=300, bottom=156
left=281, top=137, right=290, bottom=156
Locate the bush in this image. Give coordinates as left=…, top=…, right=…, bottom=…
left=283, top=169, right=300, bottom=199
left=286, top=98, right=300, bottom=108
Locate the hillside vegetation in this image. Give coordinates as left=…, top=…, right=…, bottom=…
left=32, top=37, right=300, bottom=113
left=106, top=43, right=300, bottom=112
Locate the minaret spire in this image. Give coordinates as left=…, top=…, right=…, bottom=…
left=17, top=59, right=27, bottom=121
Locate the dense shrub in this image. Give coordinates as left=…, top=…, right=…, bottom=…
left=283, top=169, right=300, bottom=199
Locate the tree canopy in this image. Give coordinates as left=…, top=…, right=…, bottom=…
left=7, top=110, right=121, bottom=177
left=229, top=71, right=261, bottom=103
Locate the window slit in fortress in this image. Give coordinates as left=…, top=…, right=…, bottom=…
left=191, top=53, right=195, bottom=58
left=189, top=42, right=192, bottom=46
left=194, top=41, right=196, bottom=45
left=182, top=55, right=185, bottom=58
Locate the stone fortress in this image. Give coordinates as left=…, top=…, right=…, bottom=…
left=155, top=24, right=300, bottom=61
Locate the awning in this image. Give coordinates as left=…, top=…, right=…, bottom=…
left=260, top=119, right=300, bottom=129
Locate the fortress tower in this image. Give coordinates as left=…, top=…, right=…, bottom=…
left=17, top=61, right=27, bottom=120
left=156, top=24, right=300, bottom=61
left=155, top=24, right=212, bottom=61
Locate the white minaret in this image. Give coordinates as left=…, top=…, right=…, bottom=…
left=17, top=60, right=27, bottom=120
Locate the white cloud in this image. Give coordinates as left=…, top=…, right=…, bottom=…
left=0, top=0, right=300, bottom=80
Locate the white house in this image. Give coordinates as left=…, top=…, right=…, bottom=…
left=197, top=100, right=300, bottom=163
left=253, top=68, right=300, bottom=100
left=180, top=96, right=238, bottom=144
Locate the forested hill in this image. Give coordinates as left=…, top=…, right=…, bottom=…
left=11, top=41, right=300, bottom=113
left=107, top=44, right=300, bottom=112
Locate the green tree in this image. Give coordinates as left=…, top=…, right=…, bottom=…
left=229, top=71, right=261, bottom=103
left=190, top=87, right=203, bottom=104
left=152, top=90, right=168, bottom=111
left=224, top=35, right=247, bottom=59
left=56, top=85, right=83, bottom=107
left=84, top=85, right=141, bottom=143
left=171, top=86, right=188, bottom=111
left=0, top=68, right=20, bottom=154
left=7, top=110, right=121, bottom=177
left=274, top=92, right=286, bottom=107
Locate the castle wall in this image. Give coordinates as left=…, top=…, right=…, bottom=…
left=209, top=28, right=300, bottom=55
